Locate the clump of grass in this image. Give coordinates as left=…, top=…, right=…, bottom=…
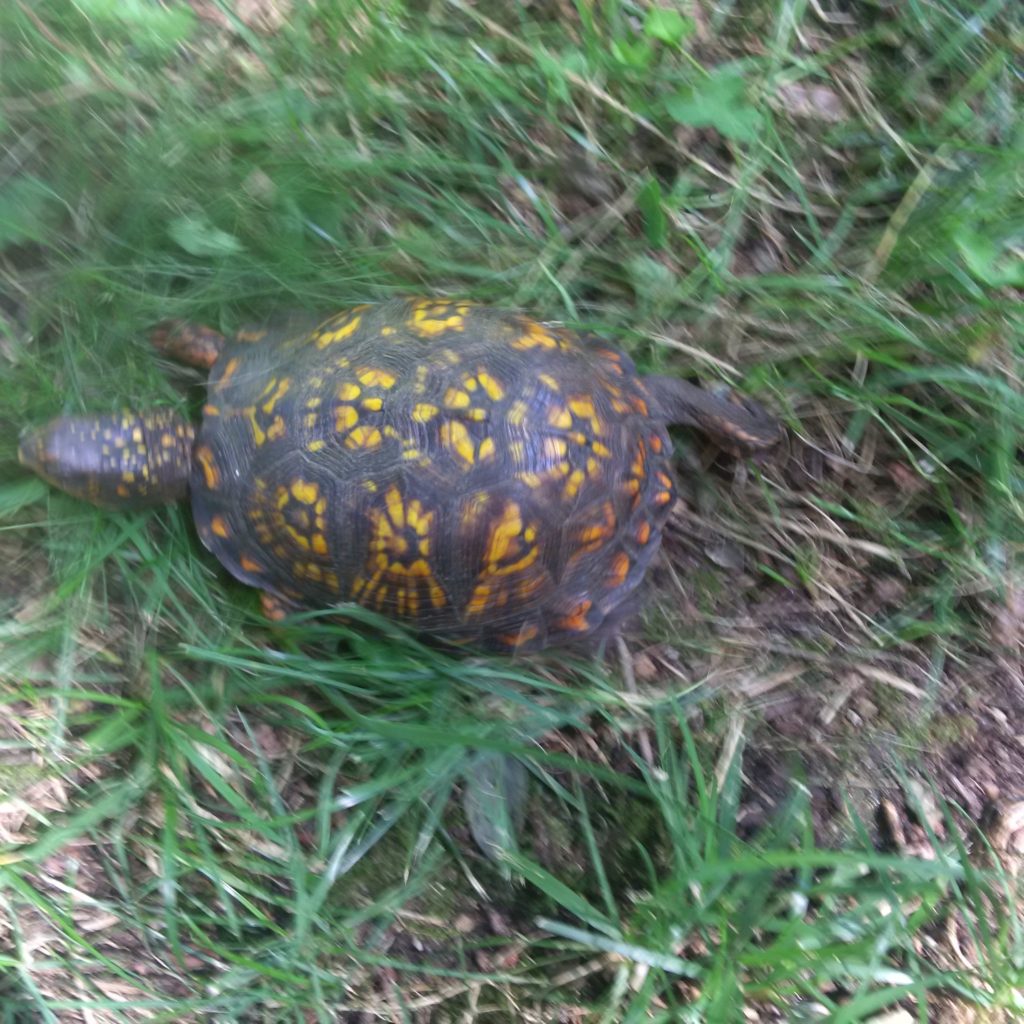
left=1, top=0, right=1021, bottom=1019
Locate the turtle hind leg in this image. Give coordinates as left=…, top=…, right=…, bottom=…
left=19, top=410, right=193, bottom=508
left=642, top=374, right=783, bottom=454
left=151, top=321, right=226, bottom=369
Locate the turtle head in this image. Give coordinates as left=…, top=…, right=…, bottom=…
left=19, top=410, right=195, bottom=508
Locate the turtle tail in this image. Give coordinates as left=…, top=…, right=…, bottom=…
left=642, top=375, right=782, bottom=453
left=19, top=410, right=194, bottom=508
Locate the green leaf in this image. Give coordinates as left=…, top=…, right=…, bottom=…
left=71, top=0, right=196, bottom=56
left=666, top=68, right=765, bottom=143
left=611, top=38, right=653, bottom=70
left=462, top=753, right=528, bottom=864
left=954, top=228, right=1024, bottom=287
left=627, top=253, right=677, bottom=310
left=0, top=176, right=62, bottom=249
left=168, top=215, right=245, bottom=258
left=644, top=8, right=694, bottom=46
left=637, top=177, right=668, bottom=249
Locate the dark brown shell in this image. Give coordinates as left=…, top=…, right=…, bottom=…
left=190, top=298, right=676, bottom=650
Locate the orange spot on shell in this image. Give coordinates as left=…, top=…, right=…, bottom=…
left=607, top=552, right=630, bottom=589
left=557, top=599, right=593, bottom=634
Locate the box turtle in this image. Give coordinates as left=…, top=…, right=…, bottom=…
left=20, top=298, right=781, bottom=651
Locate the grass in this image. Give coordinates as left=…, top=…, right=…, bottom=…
left=1, top=0, right=1022, bottom=1020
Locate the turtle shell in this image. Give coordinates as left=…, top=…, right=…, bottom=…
left=190, top=298, right=676, bottom=650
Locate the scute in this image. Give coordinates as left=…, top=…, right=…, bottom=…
left=190, top=298, right=679, bottom=650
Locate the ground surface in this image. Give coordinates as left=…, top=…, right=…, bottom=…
left=0, top=1, right=1022, bottom=1021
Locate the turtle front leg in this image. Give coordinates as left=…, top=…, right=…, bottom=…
left=19, top=410, right=194, bottom=508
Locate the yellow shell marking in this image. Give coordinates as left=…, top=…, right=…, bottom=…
left=557, top=598, right=592, bottom=634
left=315, top=314, right=363, bottom=348
left=564, top=468, right=586, bottom=500
left=215, top=357, right=240, bottom=391
left=440, top=420, right=475, bottom=466
left=546, top=406, right=572, bottom=430
left=465, top=501, right=543, bottom=618
left=346, top=425, right=383, bottom=450
left=476, top=371, right=505, bottom=402
left=443, top=388, right=470, bottom=409
left=408, top=299, right=472, bottom=338
left=412, top=403, right=438, bottom=423
left=246, top=408, right=266, bottom=446
left=195, top=444, right=221, bottom=489
left=291, top=480, right=318, bottom=504
left=270, top=479, right=329, bottom=554
left=353, top=487, right=445, bottom=617
left=507, top=400, right=529, bottom=427
left=356, top=367, right=397, bottom=389
left=267, top=415, right=286, bottom=441
left=511, top=321, right=558, bottom=351
left=260, top=378, right=291, bottom=414
left=335, top=405, right=359, bottom=432
left=607, top=552, right=630, bottom=589
left=338, top=382, right=361, bottom=401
